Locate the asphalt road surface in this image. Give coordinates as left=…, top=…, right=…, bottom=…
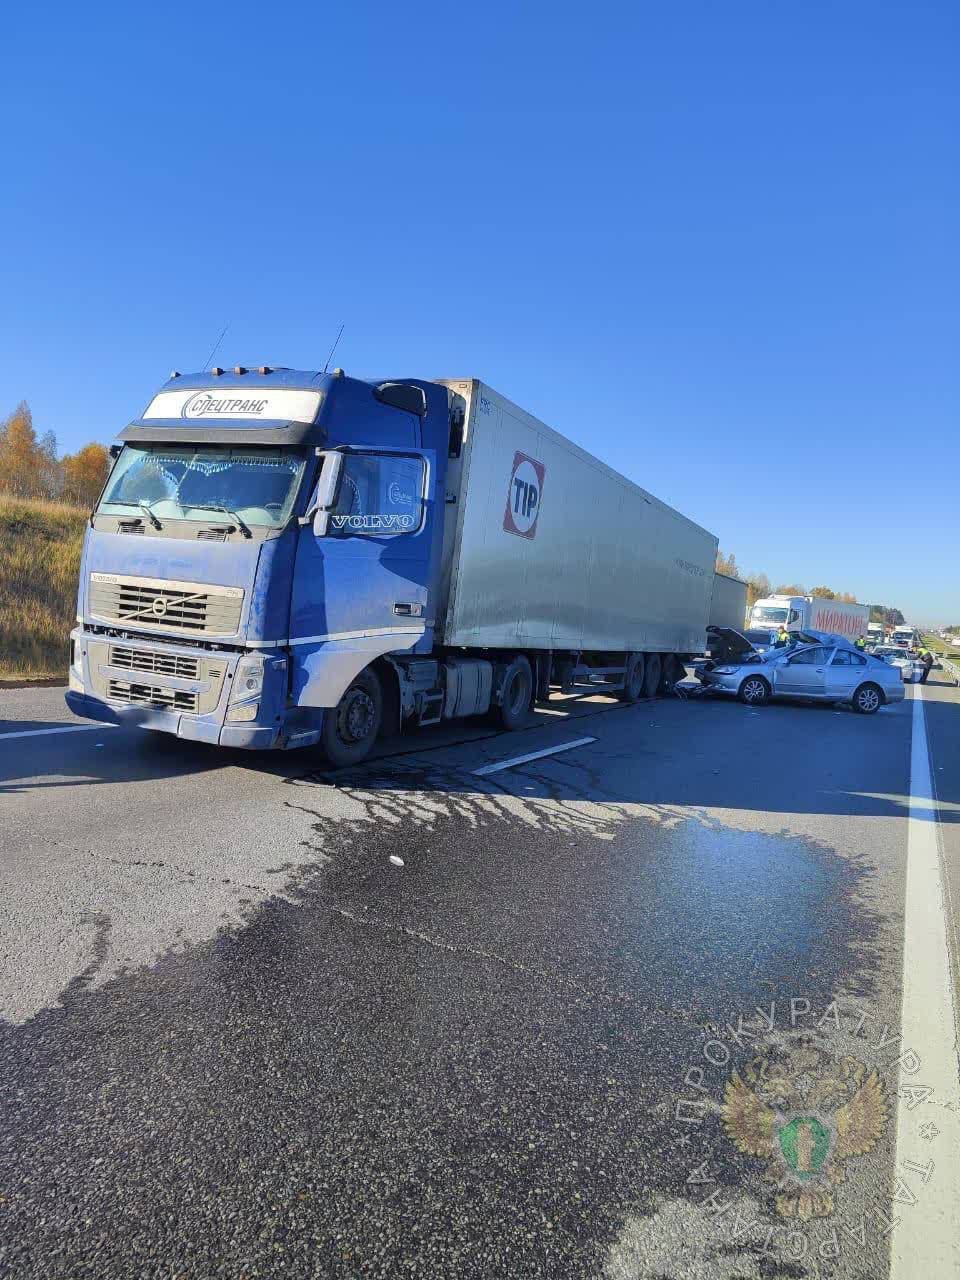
left=1, top=673, right=959, bottom=1279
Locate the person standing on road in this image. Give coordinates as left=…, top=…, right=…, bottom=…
left=855, top=635, right=866, bottom=651
left=918, top=647, right=934, bottom=684
left=776, top=627, right=790, bottom=647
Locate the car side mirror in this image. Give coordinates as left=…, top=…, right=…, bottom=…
left=299, top=450, right=345, bottom=536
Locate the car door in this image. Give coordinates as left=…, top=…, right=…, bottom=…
left=825, top=648, right=869, bottom=699
left=776, top=645, right=830, bottom=698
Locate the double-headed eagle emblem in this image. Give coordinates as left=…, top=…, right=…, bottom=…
left=722, top=1046, right=888, bottom=1220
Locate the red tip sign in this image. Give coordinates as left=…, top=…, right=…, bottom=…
left=503, top=452, right=545, bottom=539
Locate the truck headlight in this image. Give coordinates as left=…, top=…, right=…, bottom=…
left=230, top=654, right=264, bottom=703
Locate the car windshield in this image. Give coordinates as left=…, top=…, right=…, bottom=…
left=98, top=445, right=307, bottom=527
left=752, top=606, right=789, bottom=624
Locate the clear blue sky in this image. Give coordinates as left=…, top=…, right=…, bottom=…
left=1, top=2, right=957, bottom=622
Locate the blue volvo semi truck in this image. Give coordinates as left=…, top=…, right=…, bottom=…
left=67, top=366, right=721, bottom=765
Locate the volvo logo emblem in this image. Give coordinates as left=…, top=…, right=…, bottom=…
left=151, top=597, right=169, bottom=618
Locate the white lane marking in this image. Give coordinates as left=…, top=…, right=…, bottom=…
left=472, top=737, right=597, bottom=777
left=0, top=724, right=118, bottom=742
left=891, top=687, right=960, bottom=1277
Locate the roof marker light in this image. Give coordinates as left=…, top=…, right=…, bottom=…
left=259, top=366, right=272, bottom=375
left=169, top=370, right=180, bottom=378
left=211, top=367, right=223, bottom=376
left=234, top=366, right=247, bottom=375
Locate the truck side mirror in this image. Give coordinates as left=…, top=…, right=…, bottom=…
left=299, top=451, right=345, bottom=536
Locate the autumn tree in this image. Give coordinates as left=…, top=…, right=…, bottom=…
left=745, top=571, right=772, bottom=607
left=775, top=583, right=806, bottom=596
left=810, top=586, right=836, bottom=599
left=0, top=402, right=44, bottom=498
left=62, top=444, right=110, bottom=508
left=716, top=550, right=739, bottom=576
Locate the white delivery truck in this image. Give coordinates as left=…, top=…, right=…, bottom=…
left=892, top=625, right=919, bottom=649
left=748, top=594, right=870, bottom=643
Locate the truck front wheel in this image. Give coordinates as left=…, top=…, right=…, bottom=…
left=320, top=669, right=383, bottom=767
left=495, top=656, right=533, bottom=730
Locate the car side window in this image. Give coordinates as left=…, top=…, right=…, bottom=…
left=831, top=650, right=852, bottom=666
left=790, top=646, right=827, bottom=665
left=850, top=652, right=867, bottom=666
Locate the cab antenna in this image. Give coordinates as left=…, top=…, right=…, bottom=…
left=322, top=323, right=345, bottom=374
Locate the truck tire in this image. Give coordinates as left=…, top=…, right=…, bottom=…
left=852, top=683, right=882, bottom=715
left=320, top=669, right=383, bottom=767
left=738, top=675, right=770, bottom=706
left=495, top=656, right=533, bottom=730
left=659, top=654, right=682, bottom=695
left=619, top=654, right=645, bottom=702
left=642, top=653, right=661, bottom=699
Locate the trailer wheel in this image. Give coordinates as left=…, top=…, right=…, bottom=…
left=320, top=669, right=383, bottom=767
left=659, top=655, right=682, bottom=695
left=619, top=654, right=645, bottom=702
left=642, top=653, right=662, bottom=699
left=495, top=656, right=533, bottom=730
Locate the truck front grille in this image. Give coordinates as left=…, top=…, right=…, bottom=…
left=109, top=646, right=200, bottom=679
left=89, top=573, right=243, bottom=636
left=107, top=680, right=199, bottom=713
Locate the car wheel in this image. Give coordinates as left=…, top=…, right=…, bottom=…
left=618, top=654, right=645, bottom=702
left=320, top=669, right=383, bottom=767
left=853, top=683, right=882, bottom=715
left=495, top=656, right=533, bottom=730
left=739, top=675, right=770, bottom=706
left=643, top=653, right=662, bottom=699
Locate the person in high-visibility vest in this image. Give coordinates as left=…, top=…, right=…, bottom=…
left=776, top=628, right=790, bottom=647
left=855, top=635, right=866, bottom=650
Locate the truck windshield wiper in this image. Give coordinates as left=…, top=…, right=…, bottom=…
left=188, top=504, right=253, bottom=539
left=138, top=500, right=163, bottom=530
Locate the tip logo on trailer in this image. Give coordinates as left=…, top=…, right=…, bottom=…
left=503, top=452, right=546, bottom=540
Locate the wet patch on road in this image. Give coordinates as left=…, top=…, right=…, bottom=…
left=0, top=758, right=886, bottom=1278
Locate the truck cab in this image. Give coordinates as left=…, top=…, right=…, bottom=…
left=67, top=366, right=454, bottom=760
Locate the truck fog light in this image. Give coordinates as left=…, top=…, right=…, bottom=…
left=227, top=701, right=259, bottom=723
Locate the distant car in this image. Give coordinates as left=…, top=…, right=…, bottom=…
left=873, top=646, right=920, bottom=683
left=699, top=640, right=905, bottom=713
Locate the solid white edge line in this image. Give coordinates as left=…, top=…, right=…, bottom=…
left=890, top=686, right=960, bottom=1277
left=0, top=724, right=118, bottom=742
left=472, top=736, right=597, bottom=777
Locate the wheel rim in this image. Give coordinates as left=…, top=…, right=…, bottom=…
left=859, top=688, right=879, bottom=712
left=505, top=670, right=528, bottom=715
left=339, top=688, right=376, bottom=742
left=744, top=679, right=765, bottom=703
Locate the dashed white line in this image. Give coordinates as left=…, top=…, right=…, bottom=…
left=0, top=724, right=117, bottom=742
left=472, top=736, right=597, bottom=777
left=890, top=687, right=960, bottom=1277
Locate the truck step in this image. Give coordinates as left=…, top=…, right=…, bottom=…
left=417, top=690, right=444, bottom=727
